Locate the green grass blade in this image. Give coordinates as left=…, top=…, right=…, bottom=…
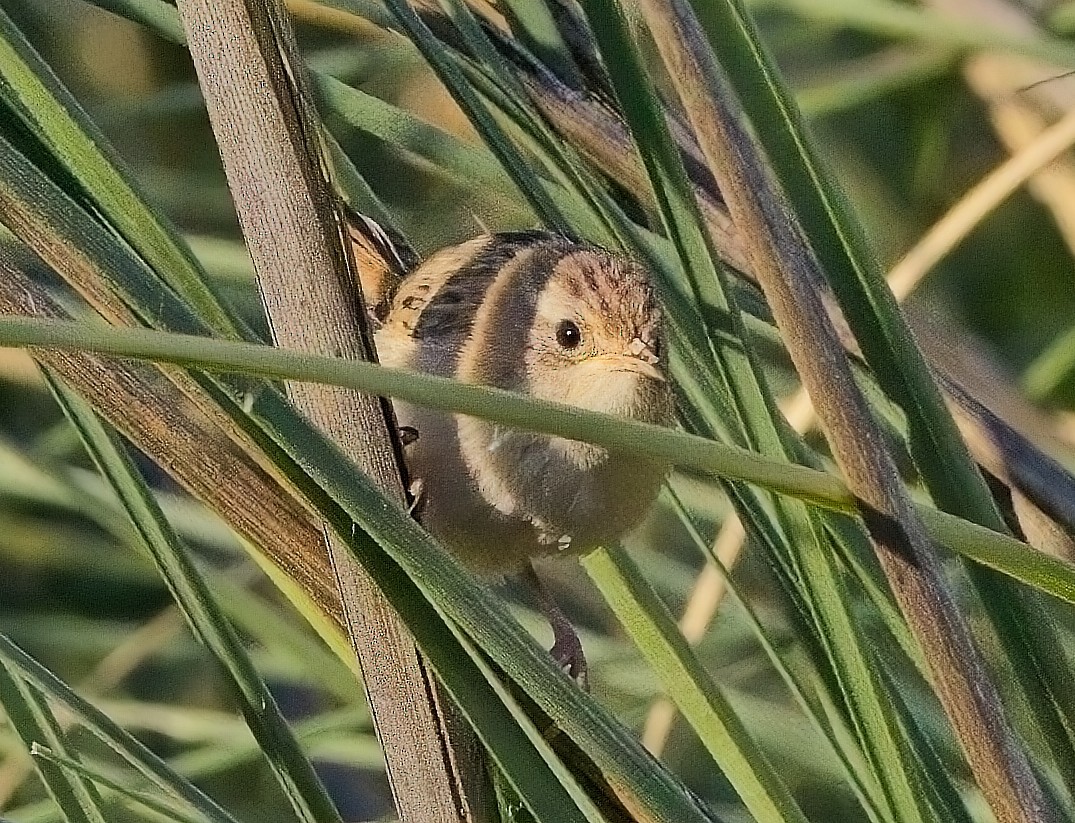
left=688, top=0, right=1005, bottom=530
left=2, top=317, right=1072, bottom=610
left=690, top=0, right=1075, bottom=787
left=80, top=0, right=187, bottom=41
left=43, top=373, right=345, bottom=823
left=0, top=314, right=850, bottom=505
left=30, top=746, right=207, bottom=823
left=242, top=380, right=722, bottom=823
left=315, top=73, right=515, bottom=195
left=497, top=0, right=582, bottom=90
left=583, top=547, right=811, bottom=823
left=0, top=634, right=242, bottom=823
left=380, top=0, right=571, bottom=233
left=575, top=3, right=945, bottom=818
left=0, top=113, right=652, bottom=819
left=1024, top=323, right=1075, bottom=403
left=664, top=486, right=891, bottom=821
left=0, top=6, right=242, bottom=340
left=0, top=663, right=107, bottom=823
left=795, top=48, right=958, bottom=119
left=752, top=0, right=1075, bottom=68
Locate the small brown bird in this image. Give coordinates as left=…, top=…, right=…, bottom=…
left=356, top=226, right=674, bottom=680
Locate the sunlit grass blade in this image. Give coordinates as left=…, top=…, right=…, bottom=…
left=583, top=546, right=812, bottom=823
left=0, top=314, right=846, bottom=504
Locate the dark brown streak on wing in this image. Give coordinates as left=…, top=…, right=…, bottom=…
left=412, top=231, right=568, bottom=376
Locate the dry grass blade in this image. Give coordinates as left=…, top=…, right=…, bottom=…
left=171, top=1, right=487, bottom=820
left=938, top=373, right=1075, bottom=559
left=759, top=97, right=1075, bottom=552
left=636, top=1, right=1056, bottom=820
left=886, top=106, right=1075, bottom=300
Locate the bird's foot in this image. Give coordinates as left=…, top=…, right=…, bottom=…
left=534, top=525, right=572, bottom=553
left=523, top=562, right=589, bottom=690
left=406, top=478, right=425, bottom=517
left=549, top=620, right=588, bottom=690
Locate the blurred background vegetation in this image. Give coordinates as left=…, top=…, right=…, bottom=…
left=3, top=0, right=1075, bottom=821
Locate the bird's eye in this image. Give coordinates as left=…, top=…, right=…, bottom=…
left=556, top=319, right=582, bottom=349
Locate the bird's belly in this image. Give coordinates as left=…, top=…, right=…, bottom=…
left=392, top=400, right=551, bottom=575
left=395, top=400, right=665, bottom=575
left=375, top=326, right=667, bottom=575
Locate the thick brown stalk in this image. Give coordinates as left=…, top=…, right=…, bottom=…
left=172, top=1, right=487, bottom=821
left=634, top=1, right=1055, bottom=820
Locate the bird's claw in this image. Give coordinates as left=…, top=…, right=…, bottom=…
left=407, top=478, right=426, bottom=517
left=549, top=629, right=588, bottom=690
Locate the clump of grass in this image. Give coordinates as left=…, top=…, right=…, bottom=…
left=2, top=1, right=1075, bottom=822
